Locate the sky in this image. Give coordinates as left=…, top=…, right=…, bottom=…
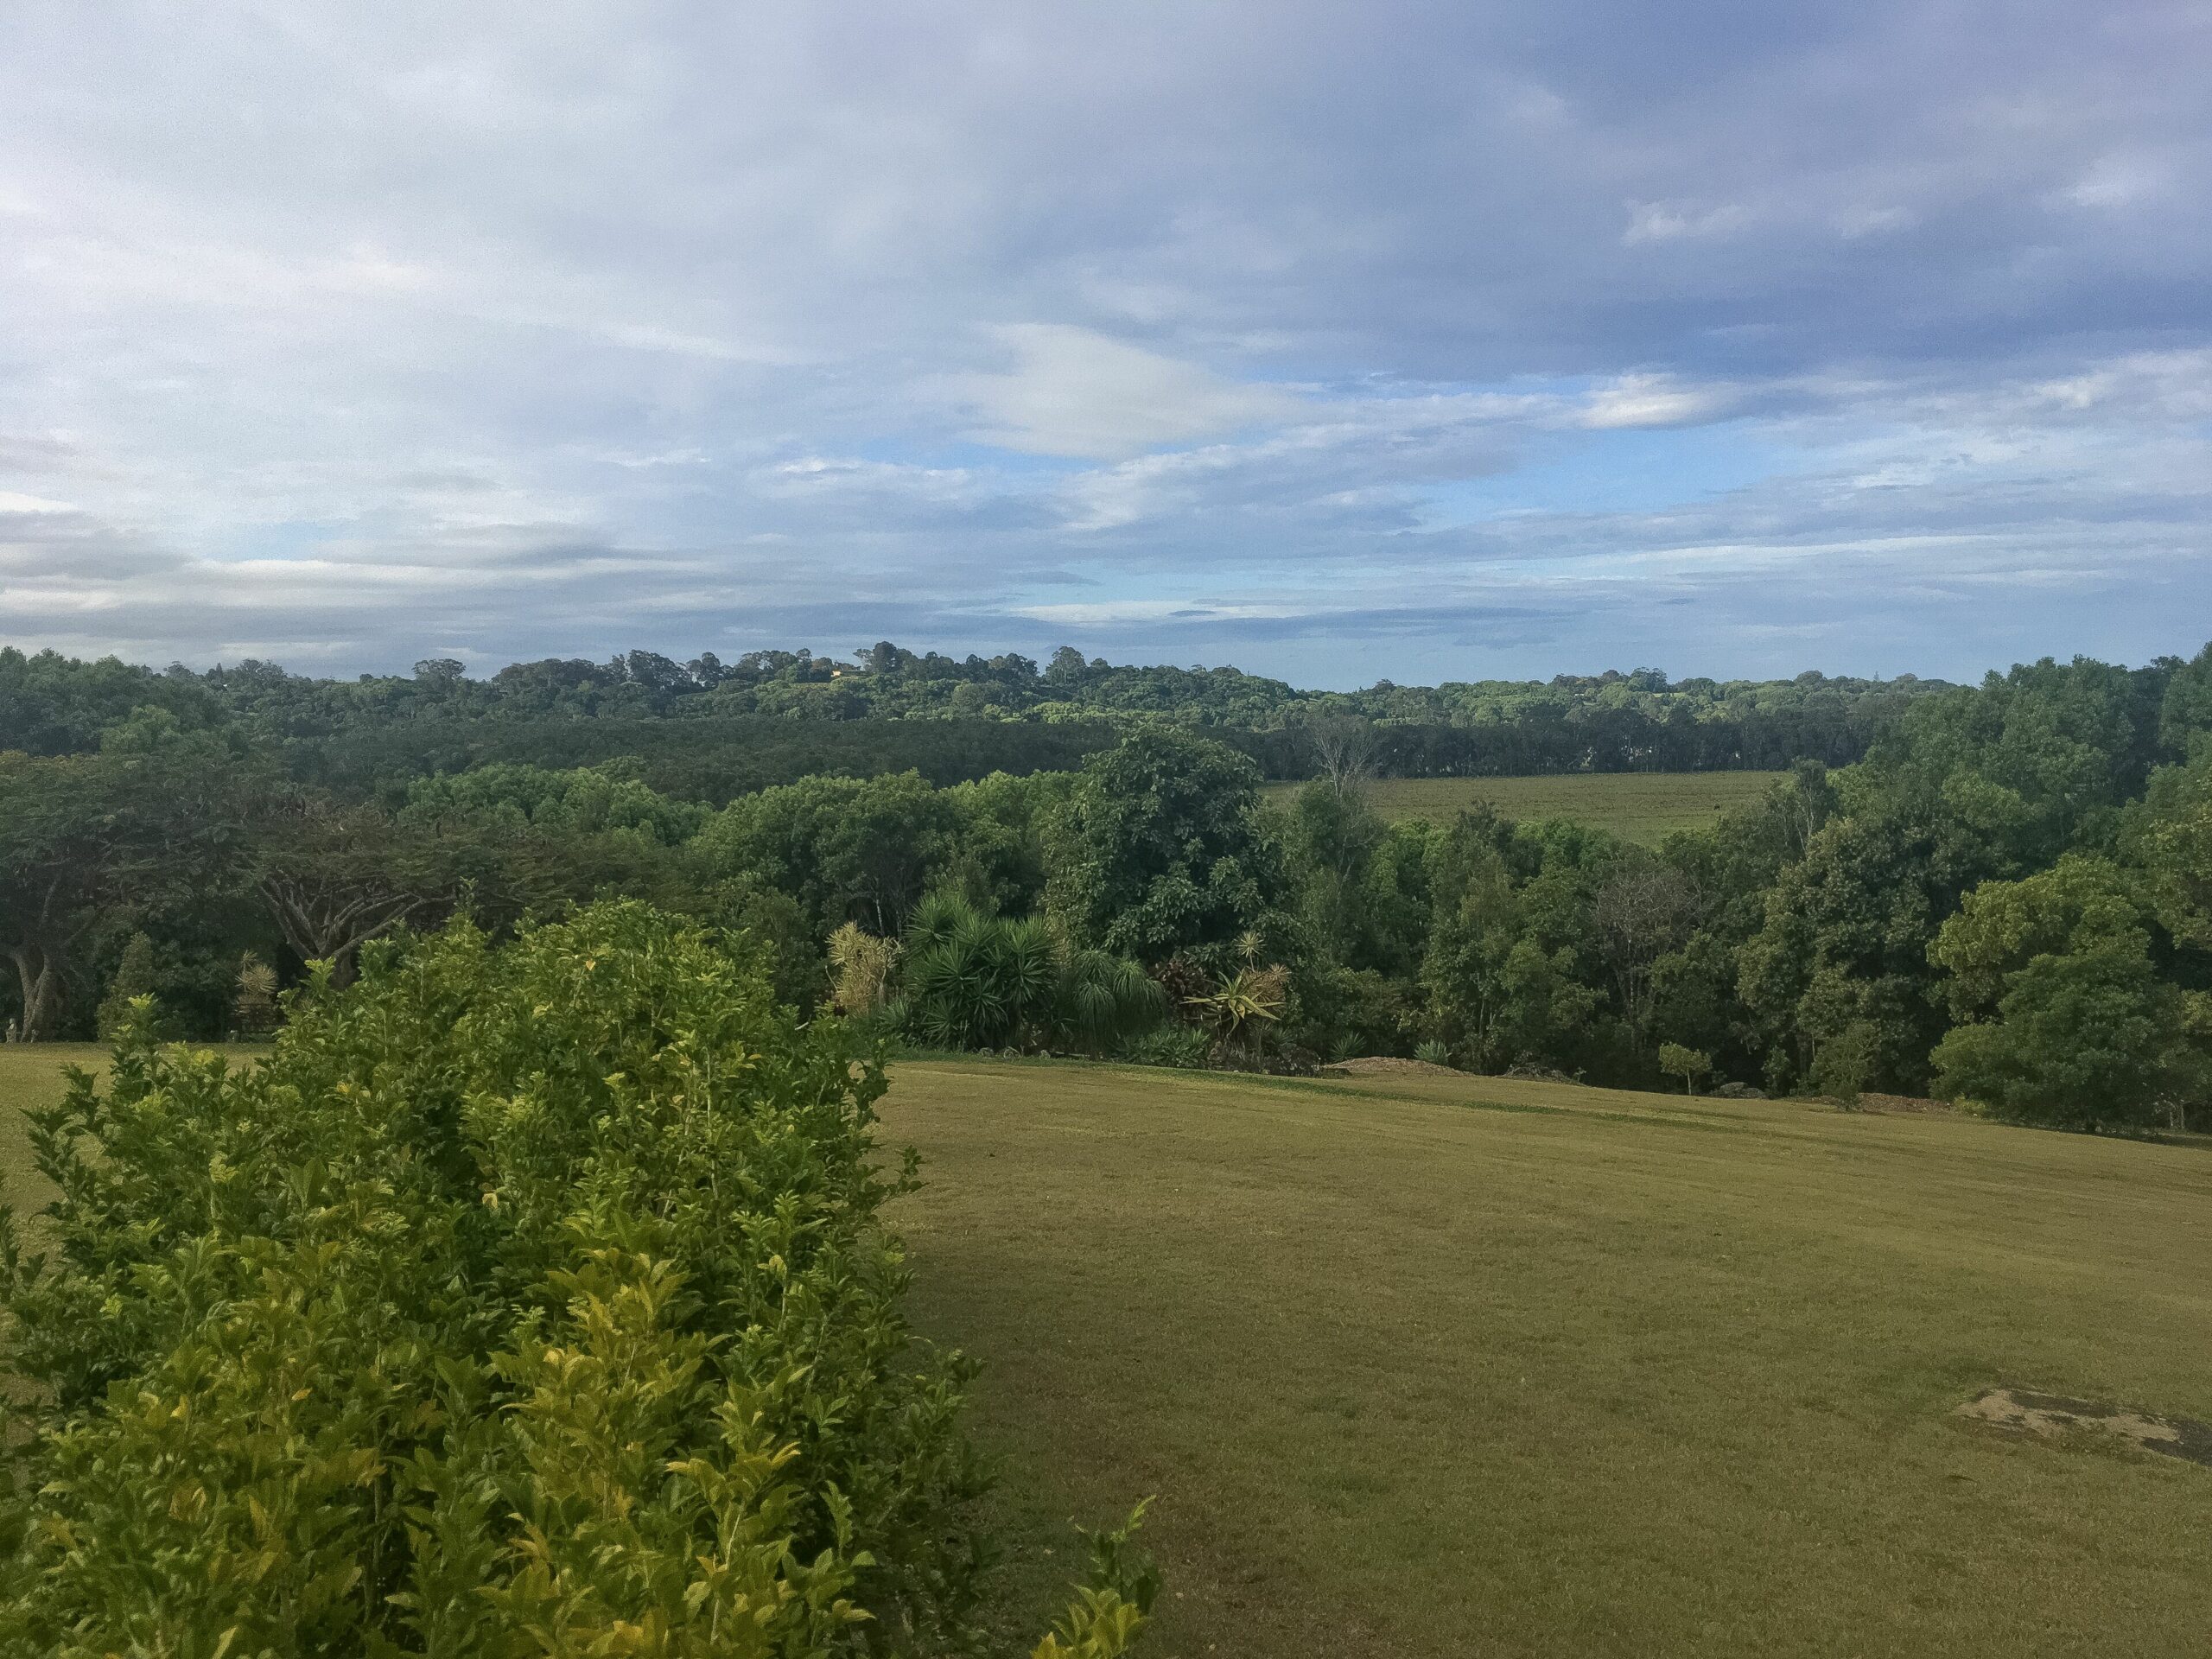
left=2, top=1, right=2209, bottom=689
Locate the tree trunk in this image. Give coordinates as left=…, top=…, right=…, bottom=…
left=8, top=943, right=64, bottom=1042
left=261, top=877, right=419, bottom=988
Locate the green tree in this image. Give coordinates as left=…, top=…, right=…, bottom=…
left=92, top=933, right=160, bottom=1041
left=0, top=719, right=256, bottom=1039
left=1274, top=787, right=1431, bottom=1060
left=1280, top=779, right=1384, bottom=963
left=0, top=646, right=219, bottom=755
left=1930, top=939, right=2202, bottom=1129
left=1046, top=730, right=1287, bottom=969
left=1418, top=815, right=1607, bottom=1073
left=1657, top=1042, right=1712, bottom=1095
left=1929, top=855, right=2207, bottom=1128
left=0, top=901, right=1155, bottom=1652
left=249, top=794, right=462, bottom=986
left=400, top=760, right=707, bottom=845
left=2125, top=753, right=2212, bottom=950
left=1593, top=863, right=1696, bottom=1052
left=1928, top=854, right=2146, bottom=1018
left=1738, top=804, right=2002, bottom=1093
left=2156, top=641, right=2212, bottom=759
left=1865, top=654, right=2169, bottom=862
left=895, top=893, right=1164, bottom=1055
left=899, top=894, right=1058, bottom=1050
left=937, top=770, right=1075, bottom=918
left=1806, top=1015, right=1880, bottom=1102
left=698, top=771, right=960, bottom=937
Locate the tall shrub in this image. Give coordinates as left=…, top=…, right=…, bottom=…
left=92, top=931, right=159, bottom=1040
left=0, top=901, right=1152, bottom=1656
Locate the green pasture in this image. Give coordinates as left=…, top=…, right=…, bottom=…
left=6, top=1046, right=2210, bottom=1655
left=882, top=1059, right=2212, bottom=1657
left=1263, top=771, right=1785, bottom=842
left=0, top=1046, right=267, bottom=1245
left=0, top=1045, right=103, bottom=1236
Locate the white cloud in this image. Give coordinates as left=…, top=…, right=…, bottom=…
left=950, top=325, right=1304, bottom=460
left=1013, top=599, right=1295, bottom=626
left=1580, top=375, right=1730, bottom=429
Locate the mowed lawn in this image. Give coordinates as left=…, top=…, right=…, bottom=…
left=882, top=1060, right=2212, bottom=1658
left=0, top=1045, right=109, bottom=1235
left=0, top=1045, right=264, bottom=1243
left=1263, top=772, right=1784, bottom=842
left=6, top=1046, right=2209, bottom=1654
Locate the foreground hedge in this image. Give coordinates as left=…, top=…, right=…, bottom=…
left=0, top=901, right=1151, bottom=1656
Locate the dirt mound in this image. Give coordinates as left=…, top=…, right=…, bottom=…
left=1323, top=1056, right=1463, bottom=1077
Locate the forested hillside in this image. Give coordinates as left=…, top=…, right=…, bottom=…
left=3, top=641, right=2207, bottom=1128
left=0, top=643, right=1946, bottom=784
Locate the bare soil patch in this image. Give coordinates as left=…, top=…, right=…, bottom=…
left=1956, top=1389, right=2212, bottom=1467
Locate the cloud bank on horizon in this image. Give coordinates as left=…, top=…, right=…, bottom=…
left=1, top=0, right=2207, bottom=687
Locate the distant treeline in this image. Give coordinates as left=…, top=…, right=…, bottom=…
left=4, top=641, right=2209, bottom=1133
left=287, top=715, right=1121, bottom=803
left=1, top=641, right=1952, bottom=788
left=1218, top=703, right=1895, bottom=779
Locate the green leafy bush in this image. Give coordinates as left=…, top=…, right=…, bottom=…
left=1115, top=1024, right=1212, bottom=1070
left=0, top=900, right=1152, bottom=1656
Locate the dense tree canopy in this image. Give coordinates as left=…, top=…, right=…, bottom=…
left=3, top=639, right=2208, bottom=1128
left=0, top=641, right=1959, bottom=787
left=1046, top=729, right=1287, bottom=969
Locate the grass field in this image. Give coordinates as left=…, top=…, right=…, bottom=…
left=7, top=1047, right=2209, bottom=1654
left=0, top=1046, right=104, bottom=1236
left=0, top=1046, right=265, bottom=1244
left=881, top=1059, right=2212, bottom=1657
left=1262, top=772, right=1785, bottom=842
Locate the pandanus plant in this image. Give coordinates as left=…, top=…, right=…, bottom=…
left=896, top=893, right=1166, bottom=1054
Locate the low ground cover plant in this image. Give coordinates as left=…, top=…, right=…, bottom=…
left=0, top=900, right=1152, bottom=1656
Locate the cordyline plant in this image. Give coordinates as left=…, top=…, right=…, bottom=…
left=0, top=900, right=1154, bottom=1657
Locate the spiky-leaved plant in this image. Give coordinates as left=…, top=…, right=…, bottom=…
left=899, top=894, right=1164, bottom=1055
